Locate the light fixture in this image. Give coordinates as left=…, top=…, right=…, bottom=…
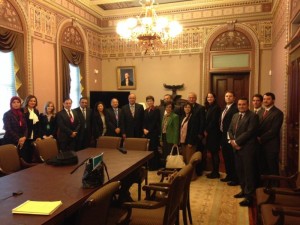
left=116, top=0, right=182, bottom=55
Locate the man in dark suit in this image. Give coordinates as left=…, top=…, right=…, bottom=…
left=228, top=98, right=259, bottom=206
left=159, top=94, right=172, bottom=121
left=121, top=73, right=134, bottom=86
left=220, top=91, right=239, bottom=184
left=74, top=97, right=92, bottom=150
left=120, top=93, right=144, bottom=138
left=56, top=98, right=80, bottom=151
left=185, top=92, right=206, bottom=176
left=106, top=98, right=122, bottom=137
left=257, top=92, right=283, bottom=187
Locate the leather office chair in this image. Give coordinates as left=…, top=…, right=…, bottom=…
left=117, top=167, right=188, bottom=225
left=261, top=205, right=300, bottom=225
left=75, top=181, right=120, bottom=225
left=153, top=152, right=202, bottom=225
left=33, top=138, right=59, bottom=162
left=123, top=138, right=150, bottom=200
left=256, top=173, right=300, bottom=224
left=0, top=144, right=34, bottom=175
left=96, top=136, right=122, bottom=149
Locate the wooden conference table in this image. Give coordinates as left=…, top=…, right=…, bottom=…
left=0, top=147, right=153, bottom=225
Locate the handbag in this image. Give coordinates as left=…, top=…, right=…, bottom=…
left=46, top=151, right=78, bottom=166
left=165, top=145, right=186, bottom=169
left=82, top=158, right=109, bottom=189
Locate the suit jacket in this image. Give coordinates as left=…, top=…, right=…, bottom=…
left=162, top=112, right=179, bottom=144
left=39, top=114, right=57, bottom=138
left=228, top=110, right=259, bottom=148
left=121, top=79, right=133, bottom=86
left=205, top=103, right=222, bottom=149
left=74, top=107, right=92, bottom=149
left=106, top=107, right=122, bottom=136
left=180, top=113, right=199, bottom=145
left=3, top=110, right=27, bottom=145
left=120, top=103, right=144, bottom=137
left=56, top=109, right=80, bottom=149
left=23, top=108, right=41, bottom=140
left=92, top=112, right=109, bottom=139
left=220, top=103, right=238, bottom=142
left=143, top=106, right=161, bottom=139
left=257, top=106, right=283, bottom=151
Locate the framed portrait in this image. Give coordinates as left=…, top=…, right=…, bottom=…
left=117, top=66, right=136, bottom=90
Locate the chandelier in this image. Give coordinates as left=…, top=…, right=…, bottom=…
left=116, top=0, right=182, bottom=55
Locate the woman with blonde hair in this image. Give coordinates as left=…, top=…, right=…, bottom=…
left=39, top=101, right=57, bottom=139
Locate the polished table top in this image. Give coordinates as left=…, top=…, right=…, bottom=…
left=0, top=148, right=153, bottom=225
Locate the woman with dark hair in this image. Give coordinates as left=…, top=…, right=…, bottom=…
left=92, top=101, right=108, bottom=141
left=39, top=101, right=57, bottom=139
left=180, top=102, right=199, bottom=178
left=3, top=96, right=27, bottom=152
left=143, top=95, right=161, bottom=170
left=22, top=95, right=41, bottom=162
left=204, top=92, right=222, bottom=179
left=161, top=101, right=179, bottom=166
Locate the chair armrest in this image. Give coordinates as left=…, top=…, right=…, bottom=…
left=272, top=206, right=300, bottom=217
left=142, top=184, right=170, bottom=193
left=261, top=173, right=298, bottom=181
left=122, top=199, right=166, bottom=209
left=264, top=188, right=300, bottom=196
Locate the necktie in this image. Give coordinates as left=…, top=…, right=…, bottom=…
left=235, top=113, right=243, bottom=133
left=263, top=109, right=268, bottom=119
left=114, top=108, right=119, bottom=126
left=220, top=106, right=228, bottom=132
left=254, top=109, right=258, bottom=114
left=68, top=109, right=74, bottom=123
left=82, top=108, right=86, bottom=128
left=130, top=105, right=135, bottom=117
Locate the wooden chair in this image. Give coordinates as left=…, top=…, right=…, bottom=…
left=33, top=138, right=59, bottom=162
left=0, top=144, right=34, bottom=176
left=123, top=138, right=150, bottom=200
left=256, top=173, right=300, bottom=224
left=151, top=152, right=201, bottom=225
left=117, top=168, right=187, bottom=225
left=261, top=205, right=300, bottom=225
left=96, top=136, right=122, bottom=149
left=75, top=181, right=120, bottom=225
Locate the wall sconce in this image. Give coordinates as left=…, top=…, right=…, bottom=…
left=94, top=69, right=99, bottom=74
left=268, top=70, right=272, bottom=76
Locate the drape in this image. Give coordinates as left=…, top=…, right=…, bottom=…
left=61, top=46, right=85, bottom=100
left=0, top=27, right=25, bottom=98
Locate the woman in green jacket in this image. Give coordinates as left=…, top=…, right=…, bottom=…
left=161, top=102, right=179, bottom=166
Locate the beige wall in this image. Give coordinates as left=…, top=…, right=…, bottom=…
left=32, top=38, right=57, bottom=112
left=259, top=50, right=272, bottom=94
left=101, top=55, right=202, bottom=105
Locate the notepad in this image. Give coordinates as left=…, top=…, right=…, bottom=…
left=12, top=200, right=62, bottom=215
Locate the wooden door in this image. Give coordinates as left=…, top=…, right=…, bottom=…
left=211, top=73, right=250, bottom=109
left=286, top=59, right=300, bottom=174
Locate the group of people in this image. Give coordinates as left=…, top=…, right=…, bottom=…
left=2, top=91, right=283, bottom=206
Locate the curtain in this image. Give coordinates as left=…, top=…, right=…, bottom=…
left=0, top=27, right=25, bottom=98
left=61, top=46, right=85, bottom=100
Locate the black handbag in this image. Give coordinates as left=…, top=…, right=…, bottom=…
left=46, top=151, right=79, bottom=166
left=82, top=159, right=109, bottom=189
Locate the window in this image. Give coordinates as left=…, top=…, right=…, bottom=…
left=0, top=51, right=16, bottom=133
left=69, top=64, right=81, bottom=108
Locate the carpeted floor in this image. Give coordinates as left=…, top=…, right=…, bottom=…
left=107, top=171, right=249, bottom=225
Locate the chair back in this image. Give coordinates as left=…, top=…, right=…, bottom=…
left=189, top=151, right=202, bottom=167
left=295, top=172, right=300, bottom=188
left=96, top=136, right=121, bottom=149
left=76, top=181, right=120, bottom=225
left=123, top=138, right=149, bottom=151
left=163, top=167, right=188, bottom=225
left=0, top=144, right=21, bottom=175
left=34, top=138, right=59, bottom=162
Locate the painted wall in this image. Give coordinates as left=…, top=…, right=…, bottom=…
left=32, top=39, right=57, bottom=112
left=259, top=49, right=272, bottom=94
left=101, top=55, right=202, bottom=105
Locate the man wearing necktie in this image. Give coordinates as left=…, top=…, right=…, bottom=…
left=257, top=92, right=283, bottom=187
left=56, top=98, right=80, bottom=151
left=74, top=97, right=92, bottom=150
left=120, top=93, right=144, bottom=138
left=219, top=91, right=239, bottom=185
left=252, top=94, right=263, bottom=114
left=228, top=97, right=259, bottom=207
left=106, top=98, right=122, bottom=137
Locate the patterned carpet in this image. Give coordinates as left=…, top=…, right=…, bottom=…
left=107, top=171, right=249, bottom=225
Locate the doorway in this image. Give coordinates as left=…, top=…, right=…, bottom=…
left=211, top=72, right=250, bottom=109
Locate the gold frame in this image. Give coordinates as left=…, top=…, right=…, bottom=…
left=117, top=66, right=136, bottom=90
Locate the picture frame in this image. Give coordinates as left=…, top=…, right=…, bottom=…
left=117, top=66, right=136, bottom=90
